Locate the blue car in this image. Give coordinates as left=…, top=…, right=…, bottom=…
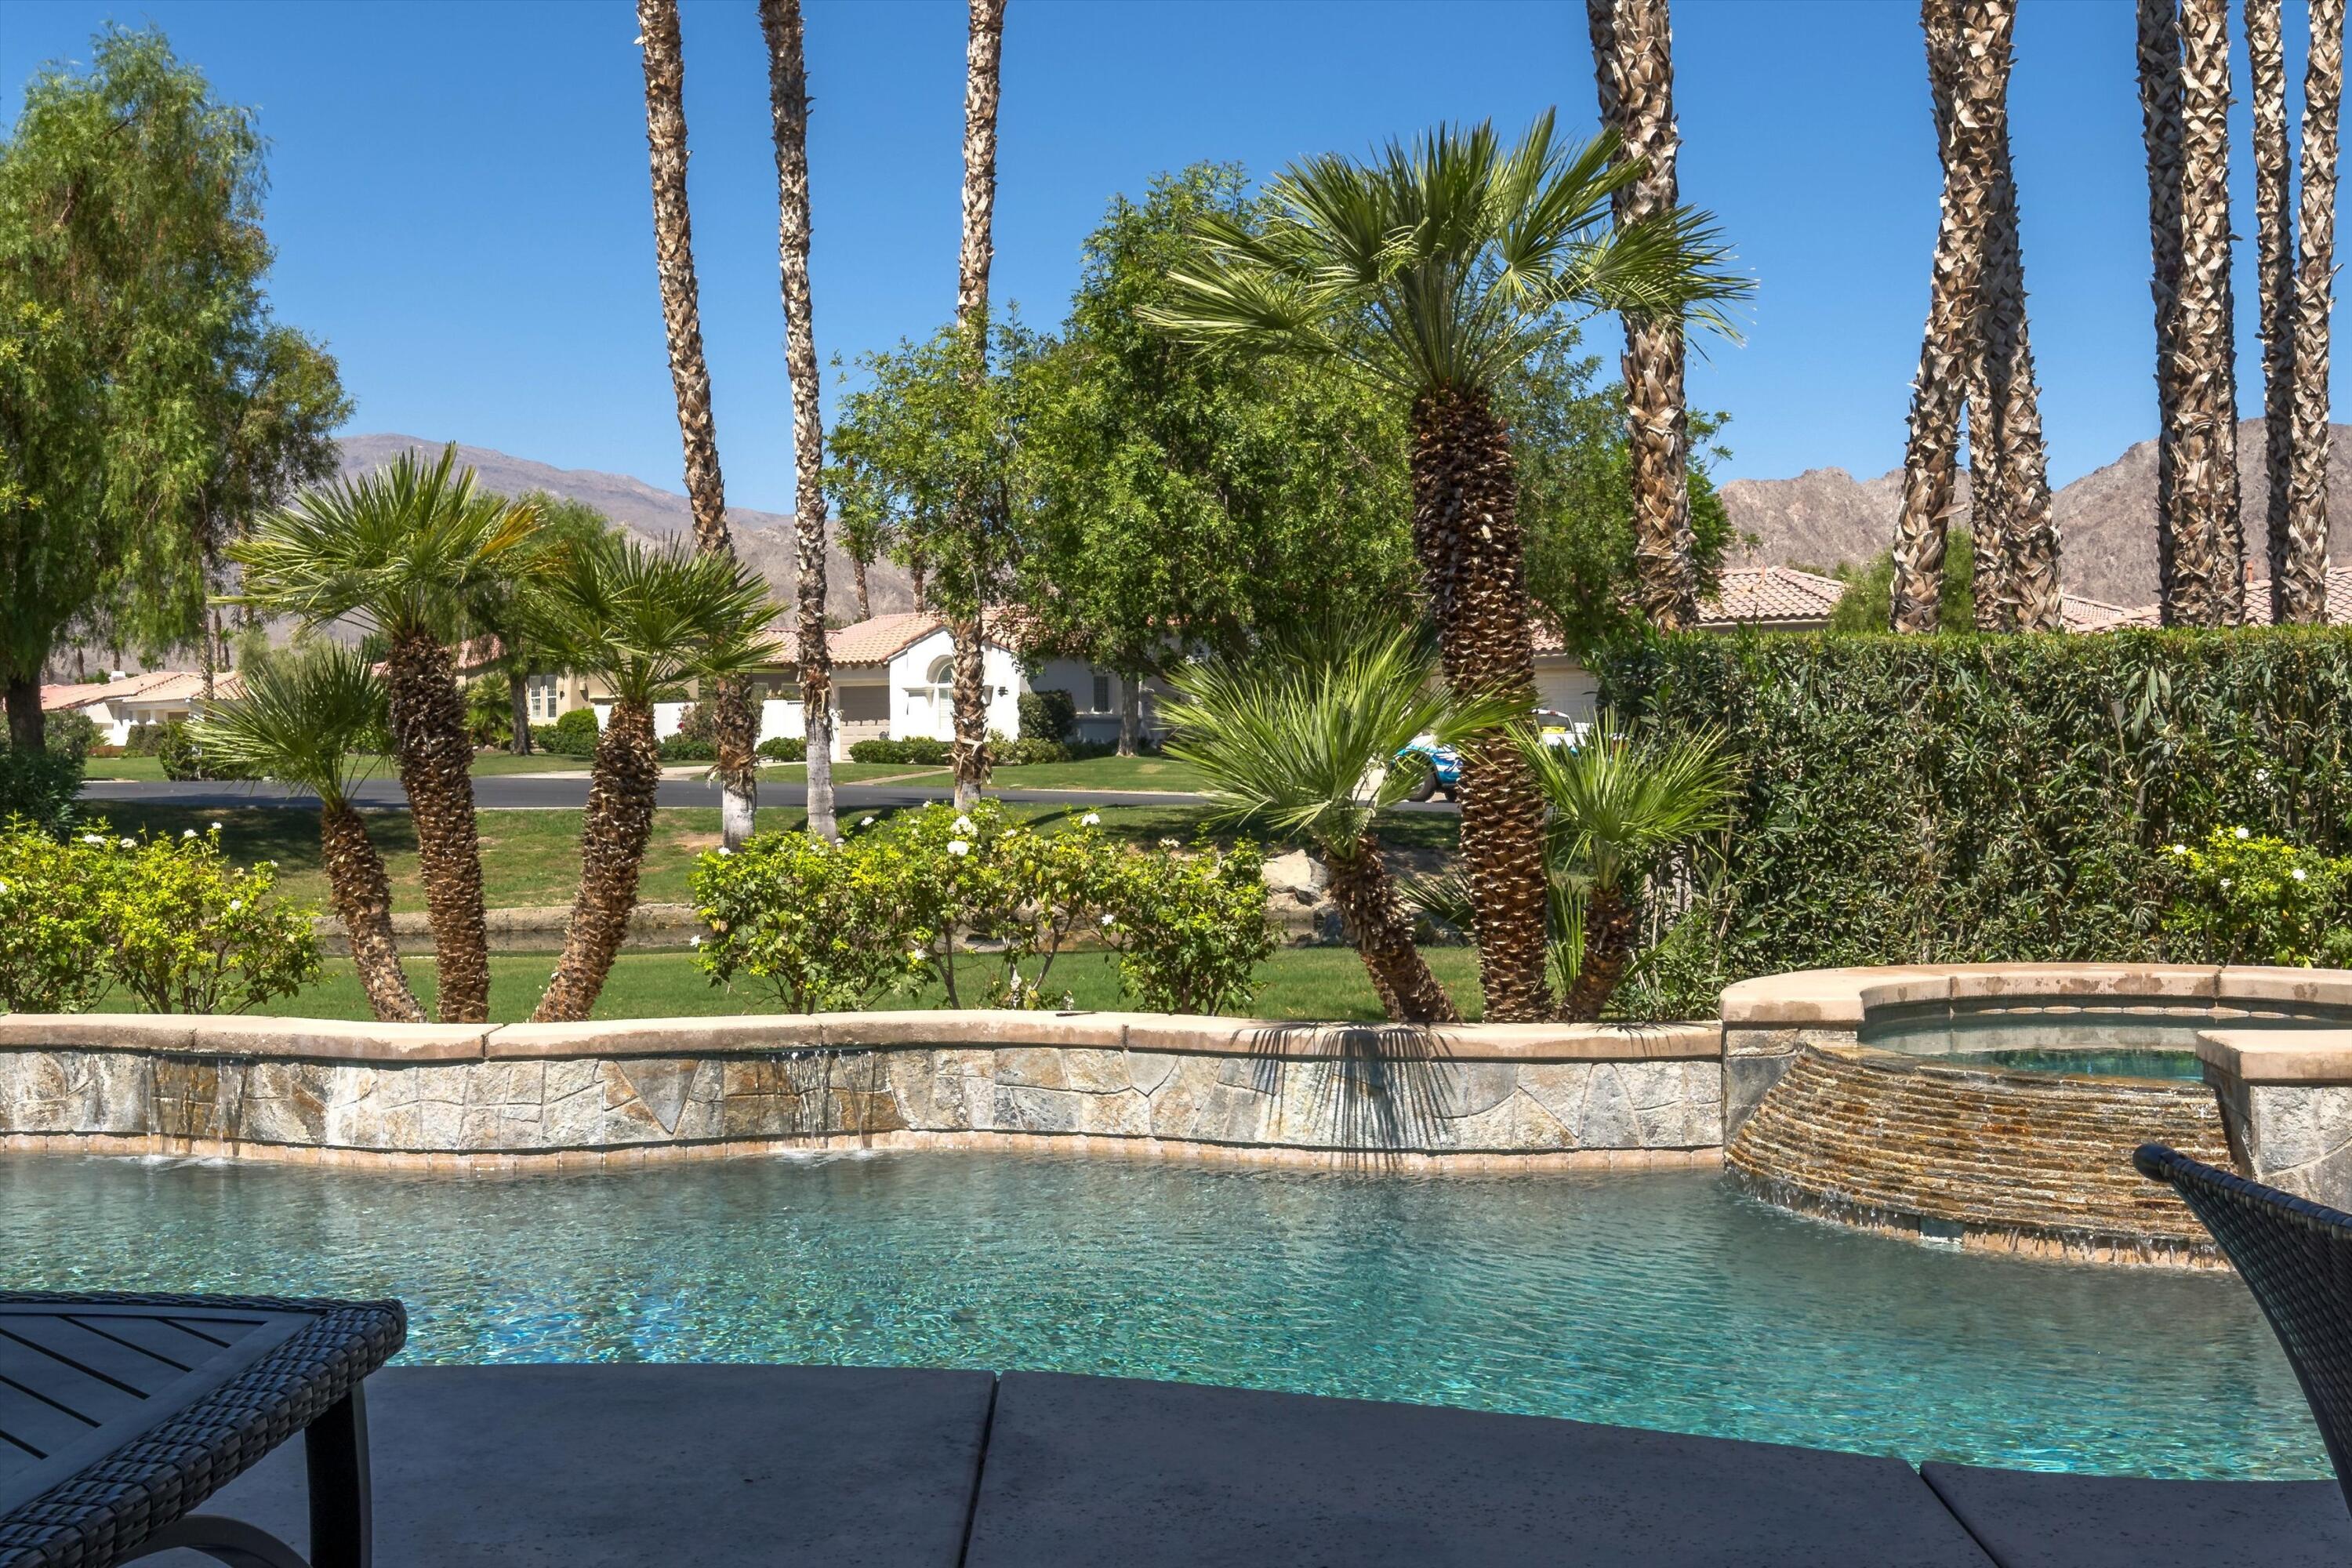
left=1396, top=733, right=1461, bottom=802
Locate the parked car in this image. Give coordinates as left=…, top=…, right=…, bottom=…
left=1397, top=733, right=1461, bottom=801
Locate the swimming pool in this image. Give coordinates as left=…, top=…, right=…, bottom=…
left=2, top=1150, right=2328, bottom=1481
left=1857, top=998, right=2351, bottom=1081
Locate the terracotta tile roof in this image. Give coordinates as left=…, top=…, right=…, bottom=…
left=2241, top=567, right=2352, bottom=626
left=1530, top=565, right=1849, bottom=654
left=98, top=670, right=245, bottom=706
left=764, top=610, right=1023, bottom=667
left=2059, top=594, right=2143, bottom=632
left=39, top=671, right=179, bottom=710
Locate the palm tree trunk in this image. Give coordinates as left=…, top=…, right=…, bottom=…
left=383, top=627, right=491, bottom=1023
left=1324, top=839, right=1459, bottom=1025
left=2139, top=0, right=2200, bottom=623
left=532, top=701, right=661, bottom=1022
left=637, top=0, right=758, bottom=848
left=1588, top=0, right=1698, bottom=633
left=853, top=554, right=872, bottom=622
left=760, top=0, right=837, bottom=841
left=319, top=798, right=422, bottom=1024
left=507, top=670, right=531, bottom=755
left=2249, top=0, right=2296, bottom=615
left=1892, top=0, right=2007, bottom=633
left=1116, top=674, right=1140, bottom=757
left=1410, top=384, right=1552, bottom=1022
left=2177, top=0, right=2245, bottom=624
left=949, top=614, right=988, bottom=811
left=910, top=557, right=928, bottom=615
left=1560, top=885, right=1642, bottom=1022
left=2281, top=0, right=2343, bottom=622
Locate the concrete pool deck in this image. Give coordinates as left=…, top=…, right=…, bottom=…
left=132, top=1364, right=2349, bottom=1568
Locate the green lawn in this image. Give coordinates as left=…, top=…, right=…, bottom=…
left=989, top=753, right=1209, bottom=793
left=192, top=944, right=1484, bottom=1025
left=79, top=755, right=169, bottom=779
left=82, top=751, right=588, bottom=782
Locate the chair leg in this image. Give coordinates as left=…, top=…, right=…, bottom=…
left=303, top=1385, right=372, bottom=1568
left=121, top=1514, right=311, bottom=1568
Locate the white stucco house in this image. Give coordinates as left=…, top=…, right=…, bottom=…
left=40, top=670, right=244, bottom=744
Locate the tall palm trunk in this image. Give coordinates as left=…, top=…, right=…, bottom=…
left=2139, top=0, right=2201, bottom=622
left=384, top=628, right=490, bottom=1022
left=1116, top=673, right=1141, bottom=757
left=1588, top=0, right=1697, bottom=631
left=950, top=0, right=1007, bottom=815
left=2249, top=0, right=2296, bottom=612
left=1892, top=0, right=2008, bottom=633
left=2281, top=0, right=2343, bottom=622
left=1411, top=385, right=1552, bottom=1022
left=532, top=701, right=660, bottom=1022
left=760, top=0, right=837, bottom=841
left=2178, top=0, right=2246, bottom=623
left=1325, top=839, right=1459, bottom=1025
left=637, top=0, right=758, bottom=848
left=319, top=798, right=422, bottom=1024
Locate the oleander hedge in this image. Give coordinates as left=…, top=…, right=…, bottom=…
left=1595, top=626, right=2352, bottom=1011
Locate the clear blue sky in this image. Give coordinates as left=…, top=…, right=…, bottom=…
left=3, top=0, right=2342, bottom=514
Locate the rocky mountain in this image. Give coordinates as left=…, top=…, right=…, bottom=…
left=1719, top=420, right=2352, bottom=607
left=336, top=434, right=913, bottom=622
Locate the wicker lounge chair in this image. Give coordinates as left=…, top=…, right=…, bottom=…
left=2133, top=1144, right=2352, bottom=1516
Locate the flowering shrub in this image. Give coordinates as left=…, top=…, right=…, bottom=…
left=1095, top=837, right=1275, bottom=1014
left=2161, top=826, right=2352, bottom=967
left=0, top=821, right=321, bottom=1013
left=688, top=830, right=917, bottom=1011
left=867, top=801, right=1109, bottom=1008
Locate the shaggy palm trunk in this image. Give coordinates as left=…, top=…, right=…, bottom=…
left=2178, top=0, right=2245, bottom=623
left=637, top=0, right=757, bottom=848
left=2249, top=0, right=2297, bottom=612
left=2139, top=0, right=2201, bottom=622
left=852, top=556, right=872, bottom=622
left=532, top=702, right=661, bottom=1022
left=1892, top=0, right=2006, bottom=633
left=949, top=616, right=988, bottom=811
left=508, top=670, right=531, bottom=755
left=1561, top=885, right=1642, bottom=1023
left=1410, top=385, right=1552, bottom=1022
left=1588, top=0, right=1698, bottom=631
left=384, top=628, right=491, bottom=1023
left=2281, top=0, right=2343, bottom=622
left=1324, top=840, right=1459, bottom=1025
left=761, top=0, right=837, bottom=841
left=320, top=799, right=422, bottom=1024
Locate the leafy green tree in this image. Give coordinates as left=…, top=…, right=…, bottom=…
left=1149, top=113, right=1748, bottom=1021
left=1822, top=526, right=1977, bottom=633
left=1016, top=165, right=1415, bottom=753
left=1, top=26, right=335, bottom=746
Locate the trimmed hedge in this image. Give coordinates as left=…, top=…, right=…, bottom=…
left=1596, top=627, right=2352, bottom=1012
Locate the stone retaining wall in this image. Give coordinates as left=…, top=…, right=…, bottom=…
left=0, top=1013, right=1722, bottom=1167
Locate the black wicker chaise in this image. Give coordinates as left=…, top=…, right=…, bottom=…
left=2133, top=1144, right=2352, bottom=1517
left=0, top=1291, right=405, bottom=1568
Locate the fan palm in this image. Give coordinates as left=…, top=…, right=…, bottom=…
left=1165, top=627, right=1514, bottom=1024
left=528, top=535, right=775, bottom=1022
left=191, top=645, right=422, bottom=1023
left=227, top=446, right=539, bottom=1023
left=1519, top=711, right=1733, bottom=1021
left=1147, top=111, right=1748, bottom=1022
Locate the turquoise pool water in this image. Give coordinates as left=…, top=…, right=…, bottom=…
left=1861, top=1000, right=2351, bottom=1081
left=1, top=1152, right=2328, bottom=1481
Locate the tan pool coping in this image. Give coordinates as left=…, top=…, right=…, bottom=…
left=1721, top=963, right=2352, bottom=1030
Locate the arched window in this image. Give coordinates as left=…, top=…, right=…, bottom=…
left=920, top=657, right=956, bottom=739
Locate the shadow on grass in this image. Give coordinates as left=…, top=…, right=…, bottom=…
left=75, top=802, right=419, bottom=877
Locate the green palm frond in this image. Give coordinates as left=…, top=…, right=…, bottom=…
left=187, top=643, right=388, bottom=808
left=530, top=532, right=777, bottom=707
left=225, top=445, right=544, bottom=642
left=1145, top=111, right=1752, bottom=397
left=1164, top=626, right=1518, bottom=857
left=1518, top=710, right=1736, bottom=895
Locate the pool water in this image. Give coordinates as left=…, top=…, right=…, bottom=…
left=1926, top=1047, right=2207, bottom=1081
left=2, top=1152, right=2328, bottom=1481
left=1860, top=1001, right=2350, bottom=1082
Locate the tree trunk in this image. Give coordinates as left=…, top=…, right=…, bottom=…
left=949, top=615, right=988, bottom=811
left=2139, top=0, right=2198, bottom=622
left=1891, top=0, right=2007, bottom=634
left=532, top=701, right=661, bottom=1022
left=1323, top=839, right=1459, bottom=1025
left=761, top=0, right=837, bottom=842
left=383, top=627, right=491, bottom=1023
left=508, top=670, right=532, bottom=755
left=2249, top=0, right=2296, bottom=615
left=2176, top=0, right=2245, bottom=624
left=1560, top=885, right=1642, bottom=1022
left=4, top=674, right=44, bottom=752
left=910, top=557, right=927, bottom=615
left=320, top=799, right=423, bottom=1024
left=1588, top=0, right=1698, bottom=632
left=1116, top=675, right=1140, bottom=757
left=637, top=0, right=757, bottom=848
left=2281, top=0, right=2342, bottom=622
left=853, top=555, right=872, bottom=622
left=1409, top=385, right=1552, bottom=1022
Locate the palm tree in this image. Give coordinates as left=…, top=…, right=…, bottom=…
left=227, top=448, right=537, bottom=1023
left=1148, top=112, right=1746, bottom=1022
left=2181, top=0, right=2245, bottom=625
left=636, top=0, right=760, bottom=848
left=1165, top=630, right=1513, bottom=1024
left=528, top=536, right=774, bottom=1022
left=1891, top=0, right=2010, bottom=633
left=1587, top=0, right=1699, bottom=632
left=2249, top=0, right=2296, bottom=615
left=2282, top=0, right=2343, bottom=622
left=759, top=0, right=837, bottom=840
left=949, top=0, right=1009, bottom=814
left=1518, top=713, right=1733, bottom=1021
left=191, top=645, right=422, bottom=1024
left=2138, top=0, right=2197, bottom=622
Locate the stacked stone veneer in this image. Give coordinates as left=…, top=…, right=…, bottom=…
left=0, top=1014, right=1722, bottom=1167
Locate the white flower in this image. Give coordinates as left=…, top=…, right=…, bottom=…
left=2256, top=768, right=2270, bottom=783
left=860, top=817, right=875, bottom=827
left=80, top=833, right=103, bottom=845
left=2292, top=866, right=2309, bottom=882
left=2220, top=878, right=2232, bottom=891
left=2234, top=826, right=2252, bottom=840
left=1098, top=913, right=1115, bottom=927
left=182, top=829, right=197, bottom=839
left=118, top=837, right=134, bottom=848
left=947, top=840, right=971, bottom=857
left=2170, top=844, right=2187, bottom=855
left=0, top=880, right=9, bottom=895
left=953, top=815, right=975, bottom=833
left=907, top=949, right=926, bottom=964
left=227, top=900, right=241, bottom=913
left=1158, top=837, right=1178, bottom=849
left=1081, top=812, right=1100, bottom=826
left=209, top=821, right=221, bottom=831
left=715, top=846, right=731, bottom=857
left=690, top=935, right=702, bottom=946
